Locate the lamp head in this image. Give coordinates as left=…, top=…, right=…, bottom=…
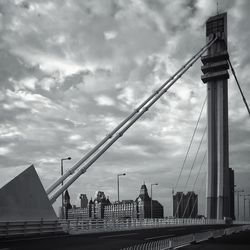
left=118, top=173, right=126, bottom=176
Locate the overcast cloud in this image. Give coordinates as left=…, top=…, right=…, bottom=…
left=0, top=0, right=249, bottom=217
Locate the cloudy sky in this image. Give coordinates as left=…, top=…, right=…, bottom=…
left=0, top=0, right=249, bottom=217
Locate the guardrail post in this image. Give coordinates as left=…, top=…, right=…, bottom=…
left=6, top=222, right=9, bottom=236
left=157, top=240, right=160, bottom=250
left=53, top=220, right=57, bottom=233
left=76, top=218, right=79, bottom=231
left=67, top=219, right=70, bottom=232
left=23, top=221, right=27, bottom=236
left=40, top=218, right=43, bottom=234
left=169, top=239, right=173, bottom=249
left=192, top=234, right=196, bottom=244
left=104, top=220, right=107, bottom=231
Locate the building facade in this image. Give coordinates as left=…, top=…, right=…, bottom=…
left=68, top=207, right=89, bottom=220
left=136, top=183, right=164, bottom=219
left=68, top=184, right=164, bottom=220
left=104, top=200, right=138, bottom=220
left=89, top=191, right=111, bottom=219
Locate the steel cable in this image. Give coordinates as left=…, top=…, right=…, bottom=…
left=49, top=36, right=218, bottom=203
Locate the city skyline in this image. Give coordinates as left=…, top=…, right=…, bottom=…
left=68, top=182, right=163, bottom=206
left=0, top=0, right=250, bottom=218
left=67, top=182, right=164, bottom=220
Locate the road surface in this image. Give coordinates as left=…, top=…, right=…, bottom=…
left=182, top=229, right=250, bottom=250
left=0, top=225, right=227, bottom=250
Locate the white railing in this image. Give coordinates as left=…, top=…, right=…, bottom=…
left=0, top=220, right=64, bottom=238
left=120, top=225, right=250, bottom=250
left=60, top=218, right=226, bottom=234
left=2, top=218, right=248, bottom=238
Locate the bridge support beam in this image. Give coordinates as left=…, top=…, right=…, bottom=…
left=201, top=13, right=230, bottom=220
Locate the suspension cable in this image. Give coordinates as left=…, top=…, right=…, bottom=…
left=184, top=126, right=207, bottom=188
left=174, top=126, right=207, bottom=217
left=228, top=58, right=250, bottom=116
left=192, top=151, right=207, bottom=190
left=47, top=35, right=217, bottom=196
left=49, top=36, right=218, bottom=203
left=174, top=96, right=207, bottom=191
left=182, top=151, right=207, bottom=218
left=189, top=170, right=207, bottom=218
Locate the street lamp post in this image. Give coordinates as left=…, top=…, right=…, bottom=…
left=248, top=199, right=250, bottom=221
left=249, top=200, right=250, bottom=221
left=151, top=183, right=158, bottom=219
left=61, top=157, right=71, bottom=219
left=117, top=173, right=126, bottom=202
left=235, top=189, right=244, bottom=220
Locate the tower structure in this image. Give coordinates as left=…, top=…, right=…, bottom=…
left=80, top=194, right=88, bottom=208
left=135, top=183, right=163, bottom=219
left=64, top=190, right=72, bottom=219
left=201, top=13, right=230, bottom=219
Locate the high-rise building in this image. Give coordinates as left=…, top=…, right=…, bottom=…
left=173, top=191, right=198, bottom=218
left=173, top=192, right=185, bottom=218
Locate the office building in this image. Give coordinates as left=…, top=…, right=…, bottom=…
left=135, top=183, right=164, bottom=219
left=104, top=200, right=137, bottom=220
left=68, top=207, right=89, bottom=220
left=173, top=191, right=198, bottom=218
left=68, top=184, right=164, bottom=220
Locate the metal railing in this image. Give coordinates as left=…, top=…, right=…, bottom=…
left=60, top=218, right=225, bottom=234
left=2, top=218, right=249, bottom=238
left=120, top=225, right=250, bottom=250
left=0, top=220, right=64, bottom=238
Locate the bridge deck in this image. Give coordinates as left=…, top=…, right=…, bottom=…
left=0, top=224, right=234, bottom=250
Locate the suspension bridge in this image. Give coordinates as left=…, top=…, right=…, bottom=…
left=0, top=12, right=249, bottom=250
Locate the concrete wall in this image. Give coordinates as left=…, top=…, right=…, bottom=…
left=0, top=165, right=57, bottom=221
